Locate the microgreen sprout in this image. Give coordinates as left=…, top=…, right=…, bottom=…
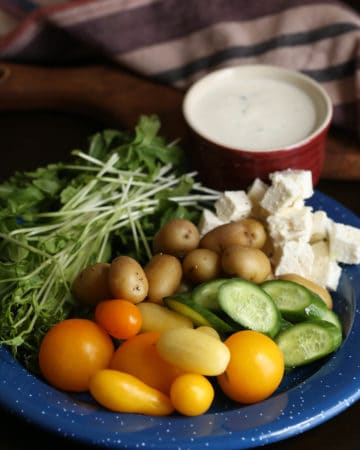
left=0, top=115, right=219, bottom=371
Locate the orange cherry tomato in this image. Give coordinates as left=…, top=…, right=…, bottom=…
left=95, top=299, right=142, bottom=340
left=39, top=318, right=114, bottom=392
left=170, top=373, right=214, bottom=416
left=217, top=330, right=284, bottom=404
left=110, top=331, right=183, bottom=394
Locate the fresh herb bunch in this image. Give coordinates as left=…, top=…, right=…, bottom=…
left=0, top=115, right=219, bottom=372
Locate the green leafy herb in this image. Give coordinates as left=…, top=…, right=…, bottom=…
left=0, top=115, right=219, bottom=372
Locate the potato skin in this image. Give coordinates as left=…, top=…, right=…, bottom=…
left=72, top=262, right=111, bottom=306
left=108, top=256, right=148, bottom=304
left=144, top=253, right=183, bottom=304
left=200, top=219, right=267, bottom=254
left=153, top=218, right=200, bottom=258
left=182, top=248, right=221, bottom=284
left=221, top=245, right=271, bottom=284
left=240, top=218, right=267, bottom=249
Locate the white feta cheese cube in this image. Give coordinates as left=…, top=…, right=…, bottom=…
left=310, top=240, right=342, bottom=290
left=198, top=208, right=225, bottom=236
left=329, top=222, right=360, bottom=264
left=247, top=178, right=268, bottom=201
left=214, top=190, right=251, bottom=222
left=270, top=169, right=313, bottom=199
left=260, top=175, right=305, bottom=215
left=274, top=241, right=314, bottom=279
left=267, top=206, right=313, bottom=244
left=310, top=210, right=330, bottom=243
left=311, top=239, right=329, bottom=258
left=247, top=178, right=269, bottom=219
left=325, top=261, right=342, bottom=291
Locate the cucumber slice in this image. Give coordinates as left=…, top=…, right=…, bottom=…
left=279, top=317, right=293, bottom=333
left=261, top=280, right=315, bottom=322
left=275, top=320, right=342, bottom=367
left=261, top=280, right=342, bottom=331
left=303, top=296, right=342, bottom=330
left=218, top=279, right=281, bottom=338
left=191, top=278, right=229, bottom=310
left=163, top=295, right=235, bottom=334
left=317, top=307, right=342, bottom=330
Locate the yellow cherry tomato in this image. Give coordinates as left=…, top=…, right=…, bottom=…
left=170, top=373, right=214, bottom=416
left=217, top=330, right=284, bottom=404
left=156, top=328, right=230, bottom=376
left=89, top=369, right=174, bottom=416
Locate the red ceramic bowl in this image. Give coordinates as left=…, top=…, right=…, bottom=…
left=183, top=65, right=333, bottom=190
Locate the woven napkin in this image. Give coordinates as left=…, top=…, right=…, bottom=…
left=0, top=0, right=359, bottom=138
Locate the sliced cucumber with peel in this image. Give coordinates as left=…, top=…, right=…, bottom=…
left=261, top=279, right=316, bottom=322
left=165, top=278, right=343, bottom=369
left=261, top=280, right=342, bottom=331
left=305, top=300, right=342, bottom=330
left=218, top=279, right=281, bottom=338
left=163, top=294, right=235, bottom=334
left=275, top=320, right=342, bottom=368
left=279, top=317, right=293, bottom=332
left=191, top=278, right=229, bottom=310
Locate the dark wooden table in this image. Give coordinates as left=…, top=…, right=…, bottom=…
left=0, top=66, right=359, bottom=450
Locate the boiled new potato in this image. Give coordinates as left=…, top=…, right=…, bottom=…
left=72, top=262, right=111, bottom=306
left=144, top=253, right=182, bottom=304
left=108, top=256, right=148, bottom=304
left=278, top=273, right=333, bottom=309
left=240, top=218, right=268, bottom=248
left=182, top=248, right=221, bottom=284
left=153, top=218, right=200, bottom=258
left=221, top=244, right=271, bottom=283
left=200, top=218, right=267, bottom=253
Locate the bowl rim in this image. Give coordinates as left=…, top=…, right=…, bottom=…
left=182, top=64, right=333, bottom=153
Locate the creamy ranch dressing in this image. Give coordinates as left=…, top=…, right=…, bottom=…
left=187, top=75, right=320, bottom=151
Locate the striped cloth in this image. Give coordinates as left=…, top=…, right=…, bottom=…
left=0, top=0, right=359, bottom=137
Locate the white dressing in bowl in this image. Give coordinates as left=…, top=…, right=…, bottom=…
left=183, top=65, right=332, bottom=152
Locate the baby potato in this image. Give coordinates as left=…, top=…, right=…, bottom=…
left=182, top=248, right=221, bottom=284
left=221, top=245, right=271, bottom=284
left=241, top=218, right=268, bottom=249
left=144, top=253, right=183, bottom=304
left=278, top=273, right=333, bottom=309
left=72, top=262, right=111, bottom=306
left=109, top=256, right=148, bottom=304
left=175, top=278, right=193, bottom=294
left=153, top=218, right=200, bottom=258
left=200, top=219, right=267, bottom=254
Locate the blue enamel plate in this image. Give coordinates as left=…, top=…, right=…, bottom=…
left=1, top=190, right=360, bottom=450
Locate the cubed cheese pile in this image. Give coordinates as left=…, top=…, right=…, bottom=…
left=198, top=169, right=360, bottom=291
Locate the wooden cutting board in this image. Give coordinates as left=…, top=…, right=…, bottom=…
left=0, top=62, right=359, bottom=180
